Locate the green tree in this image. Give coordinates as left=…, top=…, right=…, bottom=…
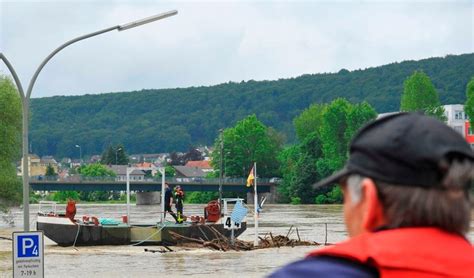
left=101, top=144, right=129, bottom=165
left=0, top=75, right=22, bottom=209
left=317, top=98, right=351, bottom=177
left=464, top=76, right=474, bottom=127
left=277, top=145, right=300, bottom=203
left=293, top=103, right=325, bottom=141
left=400, top=71, right=446, bottom=121
left=154, top=165, right=176, bottom=178
left=317, top=99, right=377, bottom=178
left=75, top=163, right=116, bottom=202
left=280, top=99, right=377, bottom=204
left=290, top=153, right=317, bottom=203
left=344, top=102, right=377, bottom=144
left=79, top=163, right=116, bottom=177
left=45, top=165, right=57, bottom=177
left=212, top=114, right=282, bottom=178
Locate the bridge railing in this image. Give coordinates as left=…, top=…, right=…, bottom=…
left=30, top=175, right=275, bottom=184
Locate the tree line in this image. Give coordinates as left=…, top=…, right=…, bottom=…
left=29, top=53, right=473, bottom=158
left=208, top=70, right=471, bottom=204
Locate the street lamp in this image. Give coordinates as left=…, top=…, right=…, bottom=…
left=116, top=147, right=122, bottom=165
left=75, top=144, right=82, bottom=163
left=0, top=9, right=177, bottom=231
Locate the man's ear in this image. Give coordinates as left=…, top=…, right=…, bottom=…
left=361, top=178, right=385, bottom=232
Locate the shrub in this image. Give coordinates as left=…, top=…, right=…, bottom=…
left=52, top=191, right=80, bottom=202
left=314, top=195, right=328, bottom=204
left=314, top=185, right=343, bottom=204
left=290, top=197, right=302, bottom=205
left=186, top=192, right=218, bottom=204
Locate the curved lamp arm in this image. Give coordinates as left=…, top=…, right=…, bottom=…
left=26, top=26, right=118, bottom=99
left=0, top=53, right=26, bottom=99
left=26, top=9, right=177, bottom=99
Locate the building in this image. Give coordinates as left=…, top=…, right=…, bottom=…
left=173, top=165, right=206, bottom=181
left=443, top=104, right=468, bottom=135
left=443, top=104, right=474, bottom=147
left=184, top=160, right=213, bottom=173
left=108, top=165, right=146, bottom=181
left=133, top=162, right=159, bottom=176
left=464, top=121, right=474, bottom=148
left=19, top=154, right=59, bottom=177
left=89, top=155, right=102, bottom=164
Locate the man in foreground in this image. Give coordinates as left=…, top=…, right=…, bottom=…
left=270, top=113, right=474, bottom=277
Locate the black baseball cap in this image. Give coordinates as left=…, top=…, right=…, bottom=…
left=313, top=113, right=474, bottom=189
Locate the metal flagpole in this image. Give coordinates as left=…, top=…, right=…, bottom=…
left=253, top=162, right=259, bottom=247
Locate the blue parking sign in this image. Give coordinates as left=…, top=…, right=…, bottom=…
left=13, top=231, right=44, bottom=278
left=17, top=235, right=40, bottom=257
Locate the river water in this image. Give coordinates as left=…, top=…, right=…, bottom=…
left=1, top=204, right=473, bottom=278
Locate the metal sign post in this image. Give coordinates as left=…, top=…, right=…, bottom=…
left=13, top=231, right=44, bottom=278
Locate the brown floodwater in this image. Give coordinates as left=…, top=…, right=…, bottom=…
left=0, top=204, right=473, bottom=278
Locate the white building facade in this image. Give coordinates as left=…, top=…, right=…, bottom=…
left=443, top=104, right=469, bottom=136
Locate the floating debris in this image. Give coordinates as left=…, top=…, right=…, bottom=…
left=169, top=226, right=320, bottom=252
left=144, top=246, right=174, bottom=253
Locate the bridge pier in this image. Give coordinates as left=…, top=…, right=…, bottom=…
left=247, top=184, right=277, bottom=204
left=136, top=191, right=161, bottom=205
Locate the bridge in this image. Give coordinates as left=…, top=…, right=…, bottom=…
left=30, top=177, right=275, bottom=192
left=30, top=177, right=278, bottom=203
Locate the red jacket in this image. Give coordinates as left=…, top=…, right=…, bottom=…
left=308, top=227, right=474, bottom=277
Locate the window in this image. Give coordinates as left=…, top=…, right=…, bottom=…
left=455, top=111, right=463, bottom=120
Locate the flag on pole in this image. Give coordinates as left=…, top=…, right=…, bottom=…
left=246, top=165, right=255, bottom=187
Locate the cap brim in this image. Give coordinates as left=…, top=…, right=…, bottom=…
left=312, top=168, right=351, bottom=189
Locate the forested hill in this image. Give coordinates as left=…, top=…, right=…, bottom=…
left=31, top=53, right=474, bottom=158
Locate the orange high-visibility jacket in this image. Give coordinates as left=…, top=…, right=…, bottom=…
left=308, top=227, right=474, bottom=277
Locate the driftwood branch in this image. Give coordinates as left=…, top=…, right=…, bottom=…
left=165, top=225, right=319, bottom=252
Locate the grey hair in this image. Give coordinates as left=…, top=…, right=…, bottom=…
left=346, top=174, right=364, bottom=205
left=375, top=158, right=473, bottom=235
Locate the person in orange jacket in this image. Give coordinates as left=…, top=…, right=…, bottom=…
left=270, top=113, right=474, bottom=277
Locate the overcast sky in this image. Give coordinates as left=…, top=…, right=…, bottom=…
left=0, top=0, right=472, bottom=98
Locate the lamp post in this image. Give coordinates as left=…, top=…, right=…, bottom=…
left=0, top=10, right=177, bottom=231
left=75, top=144, right=82, bottom=164
left=116, top=147, right=122, bottom=165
